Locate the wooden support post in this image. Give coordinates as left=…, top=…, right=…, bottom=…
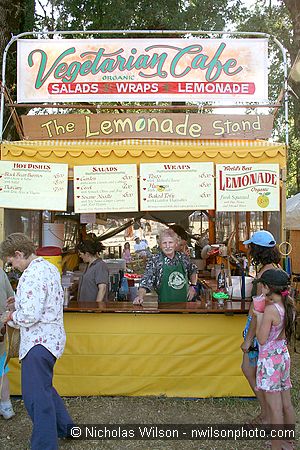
left=235, top=212, right=239, bottom=253
left=263, top=212, right=268, bottom=230
left=246, top=212, right=250, bottom=239
left=0, top=208, right=3, bottom=268
left=208, top=210, right=215, bottom=244
left=280, top=169, right=287, bottom=245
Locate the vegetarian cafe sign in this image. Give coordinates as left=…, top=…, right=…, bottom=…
left=216, top=164, right=280, bottom=212
left=0, top=161, right=68, bottom=211
left=21, top=113, right=274, bottom=140
left=17, top=38, right=268, bottom=103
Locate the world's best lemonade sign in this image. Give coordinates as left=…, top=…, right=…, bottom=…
left=17, top=38, right=268, bottom=103
left=216, top=164, right=280, bottom=212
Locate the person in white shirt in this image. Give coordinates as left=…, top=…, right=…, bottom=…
left=134, top=237, right=149, bottom=257
left=0, top=233, right=73, bottom=450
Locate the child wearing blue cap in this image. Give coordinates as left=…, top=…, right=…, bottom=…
left=241, top=229, right=281, bottom=426
left=243, top=230, right=277, bottom=248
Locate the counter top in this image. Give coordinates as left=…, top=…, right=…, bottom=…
left=64, top=300, right=250, bottom=314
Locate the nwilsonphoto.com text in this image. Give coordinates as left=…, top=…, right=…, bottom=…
left=68, top=424, right=295, bottom=441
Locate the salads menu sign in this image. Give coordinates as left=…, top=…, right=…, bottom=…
left=0, top=161, right=68, bottom=210
left=216, top=164, right=280, bottom=212
left=17, top=38, right=268, bottom=103
left=74, top=164, right=138, bottom=213
left=140, top=162, right=214, bottom=211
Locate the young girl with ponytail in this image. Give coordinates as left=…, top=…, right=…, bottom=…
left=254, top=269, right=296, bottom=450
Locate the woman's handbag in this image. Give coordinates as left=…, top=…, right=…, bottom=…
left=5, top=324, right=20, bottom=366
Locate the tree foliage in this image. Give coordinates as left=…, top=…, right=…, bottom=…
left=0, top=0, right=34, bottom=88
left=2, top=0, right=300, bottom=194
left=34, top=0, right=241, bottom=33
left=234, top=0, right=300, bottom=195
left=0, top=0, right=34, bottom=138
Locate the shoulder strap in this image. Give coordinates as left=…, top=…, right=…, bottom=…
left=294, top=313, right=300, bottom=353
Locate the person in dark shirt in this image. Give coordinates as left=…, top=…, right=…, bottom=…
left=77, top=240, right=109, bottom=302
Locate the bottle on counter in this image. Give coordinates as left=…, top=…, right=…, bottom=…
left=217, top=263, right=227, bottom=292
left=118, top=271, right=129, bottom=301
left=249, top=264, right=256, bottom=278
left=63, top=287, right=70, bottom=307
left=214, top=263, right=228, bottom=307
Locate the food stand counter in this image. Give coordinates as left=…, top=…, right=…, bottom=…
left=8, top=301, right=252, bottom=398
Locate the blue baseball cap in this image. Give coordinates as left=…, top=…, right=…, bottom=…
left=243, top=230, right=276, bottom=248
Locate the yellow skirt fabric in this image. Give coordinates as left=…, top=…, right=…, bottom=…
left=8, top=313, right=252, bottom=398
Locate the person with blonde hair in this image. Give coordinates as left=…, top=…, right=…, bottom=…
left=134, top=228, right=197, bottom=304
left=0, top=233, right=73, bottom=449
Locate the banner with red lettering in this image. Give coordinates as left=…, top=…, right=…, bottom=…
left=0, top=161, right=68, bottom=210
left=216, top=164, right=280, bottom=211
left=17, top=38, right=268, bottom=103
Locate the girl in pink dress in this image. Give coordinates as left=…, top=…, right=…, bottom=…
left=122, top=242, right=132, bottom=264
left=254, top=269, right=296, bottom=450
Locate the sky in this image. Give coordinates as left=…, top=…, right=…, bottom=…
left=242, top=0, right=281, bottom=6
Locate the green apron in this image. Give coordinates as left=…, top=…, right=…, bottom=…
left=157, top=259, right=188, bottom=302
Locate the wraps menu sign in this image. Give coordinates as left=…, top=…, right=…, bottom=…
left=0, top=161, right=68, bottom=211
left=74, top=164, right=138, bottom=213
left=140, top=162, right=214, bottom=211
left=17, top=38, right=268, bottom=103
left=216, top=164, right=280, bottom=212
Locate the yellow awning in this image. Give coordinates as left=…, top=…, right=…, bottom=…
left=1, top=139, right=286, bottom=168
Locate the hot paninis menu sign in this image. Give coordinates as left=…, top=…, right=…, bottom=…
left=216, top=164, right=280, bottom=211
left=17, top=38, right=268, bottom=103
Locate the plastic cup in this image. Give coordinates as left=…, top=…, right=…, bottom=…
left=253, top=294, right=266, bottom=313
left=205, top=289, right=212, bottom=308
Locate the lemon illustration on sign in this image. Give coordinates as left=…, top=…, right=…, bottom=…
left=156, top=185, right=166, bottom=192
left=257, top=192, right=270, bottom=208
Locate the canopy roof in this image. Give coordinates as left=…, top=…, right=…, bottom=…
left=286, top=193, right=300, bottom=230
left=1, top=139, right=286, bottom=171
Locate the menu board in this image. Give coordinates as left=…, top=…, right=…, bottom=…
left=216, top=164, right=280, bottom=211
left=140, top=162, right=214, bottom=211
left=74, top=164, right=138, bottom=213
left=0, top=161, right=68, bottom=211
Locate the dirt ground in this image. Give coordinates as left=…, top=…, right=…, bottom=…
left=0, top=353, right=299, bottom=450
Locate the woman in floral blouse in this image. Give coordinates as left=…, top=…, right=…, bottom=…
left=0, top=233, right=73, bottom=450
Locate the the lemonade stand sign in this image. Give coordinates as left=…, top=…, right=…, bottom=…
left=216, top=164, right=280, bottom=211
